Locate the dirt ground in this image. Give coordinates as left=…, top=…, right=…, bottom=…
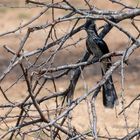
left=0, top=0, right=140, bottom=139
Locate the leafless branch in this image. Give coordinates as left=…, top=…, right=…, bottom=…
left=0, top=0, right=139, bottom=139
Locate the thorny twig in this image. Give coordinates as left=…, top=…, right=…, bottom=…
left=0, top=0, right=140, bottom=139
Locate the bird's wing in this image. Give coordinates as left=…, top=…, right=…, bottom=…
left=94, top=38, right=110, bottom=55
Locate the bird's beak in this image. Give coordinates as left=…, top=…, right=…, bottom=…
left=81, top=25, right=85, bottom=30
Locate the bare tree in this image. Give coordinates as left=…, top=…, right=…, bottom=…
left=0, top=0, right=140, bottom=139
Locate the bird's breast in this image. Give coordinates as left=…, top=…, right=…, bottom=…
left=86, top=38, right=103, bottom=58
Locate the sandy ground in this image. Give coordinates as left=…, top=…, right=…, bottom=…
left=0, top=0, right=140, bottom=139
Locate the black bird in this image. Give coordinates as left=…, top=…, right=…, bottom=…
left=85, top=19, right=118, bottom=108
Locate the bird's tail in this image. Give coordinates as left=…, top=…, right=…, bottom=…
left=101, top=59, right=118, bottom=108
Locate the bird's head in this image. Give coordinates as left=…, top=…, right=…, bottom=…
left=84, top=18, right=97, bottom=32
